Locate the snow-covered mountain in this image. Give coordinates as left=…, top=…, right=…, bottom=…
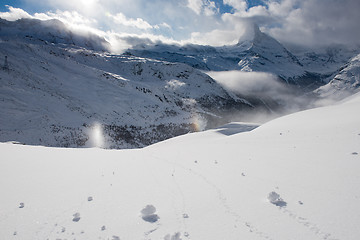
left=1, top=18, right=359, bottom=149
left=127, top=24, right=306, bottom=82
left=0, top=18, right=109, bottom=51
left=0, top=18, right=257, bottom=149
left=127, top=25, right=360, bottom=94
left=1, top=87, right=359, bottom=240
left=315, top=53, right=360, bottom=101
left=290, top=44, right=359, bottom=75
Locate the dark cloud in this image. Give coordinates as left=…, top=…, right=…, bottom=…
left=266, top=0, right=360, bottom=47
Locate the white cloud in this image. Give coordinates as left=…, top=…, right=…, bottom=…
left=208, top=70, right=285, bottom=96
left=187, top=0, right=218, bottom=16
left=267, top=0, right=298, bottom=18
left=158, top=22, right=172, bottom=30
left=223, top=0, right=247, bottom=12
left=187, top=0, right=203, bottom=15
left=189, top=19, right=253, bottom=46
left=1, top=0, right=360, bottom=48
left=34, top=10, right=97, bottom=26
left=207, top=70, right=311, bottom=121
left=109, top=12, right=154, bottom=30
left=105, top=31, right=181, bottom=53
left=0, top=5, right=33, bottom=20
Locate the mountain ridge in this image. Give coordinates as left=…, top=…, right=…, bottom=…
left=0, top=18, right=258, bottom=149
left=1, top=17, right=360, bottom=149
left=0, top=18, right=110, bottom=51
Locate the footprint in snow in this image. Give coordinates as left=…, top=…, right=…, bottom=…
left=352, top=152, right=358, bottom=155
left=19, top=202, right=24, bottom=208
left=88, top=196, right=93, bottom=201
left=268, top=191, right=287, bottom=207
left=141, top=205, right=159, bottom=223
left=112, top=236, right=120, bottom=240
left=72, top=212, right=81, bottom=222
left=101, top=225, right=106, bottom=231
left=164, top=232, right=181, bottom=240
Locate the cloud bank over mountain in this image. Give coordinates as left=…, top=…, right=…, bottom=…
left=1, top=0, right=360, bottom=49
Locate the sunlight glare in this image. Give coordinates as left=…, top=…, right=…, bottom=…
left=90, top=122, right=104, bottom=148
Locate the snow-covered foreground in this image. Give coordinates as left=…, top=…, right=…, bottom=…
left=1, top=93, right=360, bottom=240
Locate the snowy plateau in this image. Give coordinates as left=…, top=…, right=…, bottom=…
left=0, top=17, right=360, bottom=240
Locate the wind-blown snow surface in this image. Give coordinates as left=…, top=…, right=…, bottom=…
left=1, top=93, right=360, bottom=240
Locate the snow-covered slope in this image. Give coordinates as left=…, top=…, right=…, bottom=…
left=236, top=25, right=305, bottom=80
left=291, top=44, right=359, bottom=75
left=0, top=18, right=109, bottom=51
left=315, top=53, right=360, bottom=101
left=1, top=17, right=358, bottom=149
left=128, top=26, right=360, bottom=92
left=0, top=19, right=254, bottom=149
left=1, top=90, right=359, bottom=240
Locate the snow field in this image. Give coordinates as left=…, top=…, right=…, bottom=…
left=1, top=93, right=360, bottom=240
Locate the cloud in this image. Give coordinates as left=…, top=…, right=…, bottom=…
left=106, top=32, right=181, bottom=53
left=189, top=20, right=252, bottom=46
left=193, top=0, right=360, bottom=48
left=1, top=0, right=360, bottom=48
left=187, top=0, right=203, bottom=15
left=108, top=12, right=154, bottom=30
left=207, top=70, right=286, bottom=97
left=223, top=0, right=247, bottom=12
left=207, top=70, right=315, bottom=122
left=0, top=5, right=33, bottom=20
left=187, top=0, right=219, bottom=16
left=266, top=0, right=360, bottom=47
left=34, top=10, right=97, bottom=26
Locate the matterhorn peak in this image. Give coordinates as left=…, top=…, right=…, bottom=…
left=235, top=22, right=262, bottom=45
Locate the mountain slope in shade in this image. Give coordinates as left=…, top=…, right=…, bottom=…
left=291, top=44, right=359, bottom=75
left=315, top=53, right=360, bottom=101
left=1, top=91, right=359, bottom=240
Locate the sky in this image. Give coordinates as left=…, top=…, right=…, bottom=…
left=1, top=0, right=360, bottom=49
